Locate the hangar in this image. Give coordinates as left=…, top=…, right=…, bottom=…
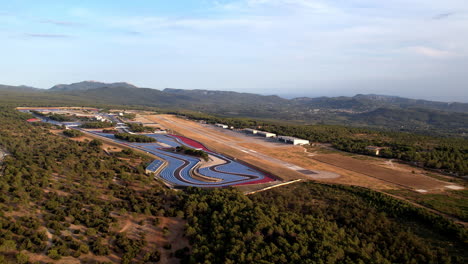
left=278, top=136, right=310, bottom=145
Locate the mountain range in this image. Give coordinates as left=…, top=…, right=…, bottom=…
left=1, top=81, right=467, bottom=136
left=49, top=81, right=138, bottom=92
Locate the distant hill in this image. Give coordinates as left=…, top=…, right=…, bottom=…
left=347, top=107, right=468, bottom=135
left=353, top=94, right=468, bottom=113
left=163, top=88, right=290, bottom=110
left=58, top=86, right=194, bottom=107
left=0, top=84, right=39, bottom=92
left=1, top=81, right=467, bottom=135
left=293, top=94, right=468, bottom=113
left=49, top=81, right=138, bottom=91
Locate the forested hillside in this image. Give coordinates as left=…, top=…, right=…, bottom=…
left=182, top=185, right=467, bottom=263
left=1, top=82, right=468, bottom=136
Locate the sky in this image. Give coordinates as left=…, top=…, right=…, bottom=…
left=1, top=0, right=467, bottom=102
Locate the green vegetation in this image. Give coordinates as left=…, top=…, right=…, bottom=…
left=182, top=184, right=467, bottom=263
left=114, top=133, right=157, bottom=143
left=386, top=189, right=468, bottom=222
left=0, top=106, right=173, bottom=263
left=0, top=105, right=466, bottom=263
left=63, top=129, right=84, bottom=138
left=175, top=145, right=209, bottom=161
left=122, top=113, right=136, bottom=120
left=102, top=129, right=118, bottom=133
left=126, top=122, right=154, bottom=133
left=48, top=113, right=76, bottom=122
left=89, top=139, right=103, bottom=147
left=2, top=84, right=468, bottom=136
left=32, top=110, right=76, bottom=122
left=80, top=121, right=113, bottom=128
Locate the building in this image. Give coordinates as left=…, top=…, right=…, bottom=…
left=366, top=146, right=383, bottom=155
left=278, top=136, right=310, bottom=145
left=215, top=123, right=229, bottom=129
left=244, top=128, right=258, bottom=134
left=243, top=128, right=276, bottom=138
left=257, top=131, right=276, bottom=138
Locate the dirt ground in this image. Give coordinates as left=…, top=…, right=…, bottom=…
left=310, top=154, right=450, bottom=190
left=50, top=129, right=124, bottom=153
left=199, top=154, right=226, bottom=169
left=113, top=214, right=189, bottom=264
left=147, top=115, right=463, bottom=193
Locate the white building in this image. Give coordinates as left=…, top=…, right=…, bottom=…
left=257, top=131, right=276, bottom=138
left=215, top=123, right=229, bottom=129
left=365, top=146, right=383, bottom=155
left=244, top=128, right=258, bottom=134
left=278, top=136, right=310, bottom=145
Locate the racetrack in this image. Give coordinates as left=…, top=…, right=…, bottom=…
left=87, top=131, right=276, bottom=187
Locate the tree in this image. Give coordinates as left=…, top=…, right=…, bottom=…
left=89, top=139, right=103, bottom=148
left=16, top=252, right=29, bottom=264
left=0, top=240, right=17, bottom=251
left=63, top=129, right=83, bottom=138
left=47, top=248, right=61, bottom=260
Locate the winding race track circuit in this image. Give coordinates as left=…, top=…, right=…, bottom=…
left=90, top=132, right=276, bottom=187
left=18, top=108, right=275, bottom=187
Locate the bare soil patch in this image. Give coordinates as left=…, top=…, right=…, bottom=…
left=311, top=154, right=452, bottom=190
left=113, top=214, right=189, bottom=264
left=199, top=154, right=226, bottom=168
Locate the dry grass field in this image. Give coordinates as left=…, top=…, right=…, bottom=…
left=310, top=154, right=451, bottom=190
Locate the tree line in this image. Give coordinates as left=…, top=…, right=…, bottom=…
left=114, top=133, right=157, bottom=143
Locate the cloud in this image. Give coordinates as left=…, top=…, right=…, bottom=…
left=124, top=30, right=143, bottom=35
left=407, top=46, right=455, bottom=58
left=40, top=19, right=80, bottom=26
left=25, top=33, right=71, bottom=38
left=108, top=15, right=273, bottom=33
left=432, top=12, right=455, bottom=20
left=217, top=0, right=336, bottom=13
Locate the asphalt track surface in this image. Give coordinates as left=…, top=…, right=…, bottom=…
left=87, top=131, right=275, bottom=187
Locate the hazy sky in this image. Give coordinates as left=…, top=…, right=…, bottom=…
left=1, top=0, right=467, bottom=101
